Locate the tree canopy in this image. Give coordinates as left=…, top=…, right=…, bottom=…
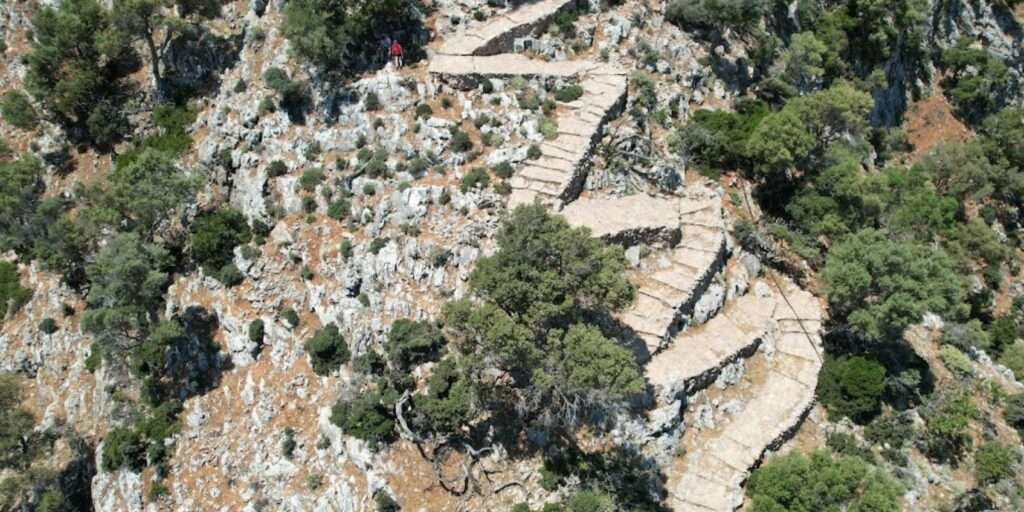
left=822, top=228, right=967, bottom=340
left=25, top=0, right=136, bottom=146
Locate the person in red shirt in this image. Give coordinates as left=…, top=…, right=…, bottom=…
left=390, top=40, right=403, bottom=69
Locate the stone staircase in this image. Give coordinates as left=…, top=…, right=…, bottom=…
left=428, top=2, right=627, bottom=208
left=616, top=185, right=728, bottom=354
left=427, top=3, right=826, bottom=510
left=652, top=277, right=823, bottom=512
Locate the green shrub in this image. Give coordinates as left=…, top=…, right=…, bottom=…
left=999, top=342, right=1024, bottom=381
left=218, top=263, right=244, bottom=287
left=304, top=323, right=349, bottom=376
left=826, top=432, right=874, bottom=462
left=375, top=492, right=400, bottom=512
left=386, top=319, right=444, bottom=370
left=102, top=426, right=145, bottom=472
left=299, top=168, right=325, bottom=192
left=0, top=261, right=31, bottom=321
left=988, top=315, right=1018, bottom=355
left=461, top=167, right=490, bottom=192
left=262, top=67, right=306, bottom=111
left=540, top=117, right=558, bottom=140
left=281, top=308, right=300, bottom=329
left=555, top=85, right=584, bottom=103
left=665, top=0, right=767, bottom=32
left=191, top=208, right=252, bottom=272
left=975, top=441, right=1018, bottom=485
left=415, top=103, right=433, bottom=118
left=746, top=450, right=901, bottom=512
left=1003, top=393, right=1024, bottom=436
left=0, top=91, right=38, bottom=130
left=864, top=412, right=914, bottom=449
left=450, top=128, right=473, bottom=153
left=248, top=319, right=265, bottom=344
left=282, top=427, right=297, bottom=459
left=330, top=388, right=396, bottom=447
left=942, top=320, right=991, bottom=354
left=84, top=342, right=102, bottom=372
left=362, top=182, right=377, bottom=196
left=527, top=144, right=542, bottom=160
left=369, top=237, right=389, bottom=255
left=339, top=239, right=354, bottom=259
left=919, top=388, right=979, bottom=463
left=817, top=355, right=886, bottom=424
left=567, top=490, right=614, bottom=512
left=492, top=161, right=514, bottom=179
left=941, top=38, right=1010, bottom=122
left=327, top=198, right=351, bottom=220
left=268, top=160, right=288, bottom=177
left=37, top=317, right=58, bottom=335
left=939, top=344, right=974, bottom=376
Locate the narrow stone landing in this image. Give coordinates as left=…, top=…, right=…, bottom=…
left=561, top=194, right=681, bottom=245
left=616, top=186, right=727, bottom=354
left=662, top=278, right=823, bottom=512
left=437, top=0, right=580, bottom=57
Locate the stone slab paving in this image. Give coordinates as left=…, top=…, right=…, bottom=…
left=560, top=194, right=681, bottom=244
left=666, top=278, right=824, bottom=512
left=617, top=186, right=726, bottom=353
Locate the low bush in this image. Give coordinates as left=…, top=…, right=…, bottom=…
left=0, top=91, right=38, bottom=130
left=450, top=128, right=473, bottom=153
left=369, top=237, right=389, bottom=255
left=1003, top=393, right=1024, bottom=435
left=281, top=308, right=300, bottom=329
left=386, top=319, right=444, bottom=370
left=299, top=168, right=325, bottom=192
left=817, top=355, right=886, bottom=424
left=330, top=388, right=396, bottom=447
left=461, top=167, right=490, bottom=192
left=191, top=208, right=252, bottom=273
left=975, top=441, right=1018, bottom=485
left=268, top=160, right=288, bottom=177
left=248, top=319, right=265, bottom=344
left=218, top=263, right=244, bottom=287
left=415, top=103, right=433, bottom=118
left=999, top=342, right=1024, bottom=381
left=0, top=261, right=32, bottom=321
left=918, top=388, right=978, bottom=463
left=746, top=450, right=901, bottom=511
left=492, top=161, right=514, bottom=179
left=38, top=317, right=57, bottom=335
left=555, top=85, right=584, bottom=103
left=304, top=323, right=349, bottom=375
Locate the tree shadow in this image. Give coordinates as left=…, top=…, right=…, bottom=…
left=161, top=27, right=245, bottom=103
left=174, top=305, right=233, bottom=400
left=822, top=328, right=935, bottom=412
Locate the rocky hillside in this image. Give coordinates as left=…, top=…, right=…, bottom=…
left=1, top=0, right=1023, bottom=511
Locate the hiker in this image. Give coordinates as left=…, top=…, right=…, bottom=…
left=390, top=39, right=404, bottom=69
left=380, top=35, right=392, bottom=66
